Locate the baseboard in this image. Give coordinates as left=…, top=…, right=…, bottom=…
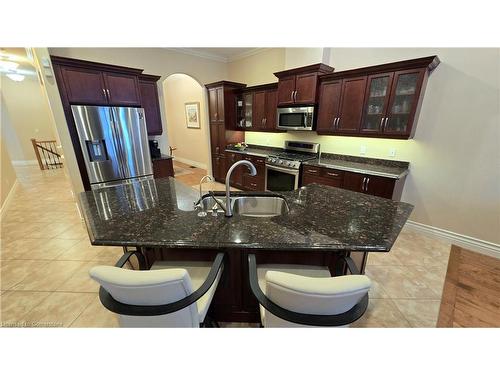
left=11, top=160, right=38, bottom=166
left=172, top=156, right=207, bottom=171
left=0, top=180, right=18, bottom=218
left=404, top=220, right=500, bottom=259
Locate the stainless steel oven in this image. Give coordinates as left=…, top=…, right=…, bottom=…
left=277, top=106, right=315, bottom=131
left=265, top=164, right=300, bottom=191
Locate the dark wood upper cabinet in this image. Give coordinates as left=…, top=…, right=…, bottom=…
left=316, top=80, right=342, bottom=133
left=138, top=74, right=163, bottom=135
left=205, top=81, right=246, bottom=182
left=237, top=83, right=280, bottom=133
left=252, top=91, right=266, bottom=130
left=264, top=88, right=278, bottom=131
left=383, top=69, right=425, bottom=136
left=103, top=72, right=141, bottom=106
left=208, top=88, right=219, bottom=123
left=335, top=76, right=367, bottom=133
left=276, top=76, right=296, bottom=106
left=274, top=63, right=334, bottom=107
left=317, top=55, right=439, bottom=139
left=294, top=73, right=319, bottom=104
left=59, top=66, right=108, bottom=105
left=216, top=87, right=225, bottom=123
left=360, top=72, right=394, bottom=134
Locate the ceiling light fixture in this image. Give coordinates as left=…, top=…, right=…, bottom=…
left=6, top=73, right=25, bottom=82
left=0, top=60, right=19, bottom=70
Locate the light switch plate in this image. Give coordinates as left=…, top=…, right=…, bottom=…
left=389, top=148, right=396, bottom=157
left=360, top=145, right=366, bottom=155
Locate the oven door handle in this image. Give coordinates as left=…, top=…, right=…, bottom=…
left=265, top=164, right=300, bottom=175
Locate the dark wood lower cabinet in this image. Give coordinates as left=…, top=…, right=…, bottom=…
left=212, top=154, right=226, bottom=182
left=141, top=246, right=365, bottom=323
left=301, top=165, right=406, bottom=201
left=224, top=152, right=266, bottom=191
left=152, top=158, right=174, bottom=178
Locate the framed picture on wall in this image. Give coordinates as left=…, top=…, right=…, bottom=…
left=185, top=102, right=201, bottom=129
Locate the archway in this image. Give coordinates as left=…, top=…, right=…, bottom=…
left=161, top=73, right=211, bottom=174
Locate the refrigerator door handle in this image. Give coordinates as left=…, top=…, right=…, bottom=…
left=108, top=108, right=128, bottom=177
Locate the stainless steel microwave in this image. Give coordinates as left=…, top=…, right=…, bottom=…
left=277, top=106, right=315, bottom=131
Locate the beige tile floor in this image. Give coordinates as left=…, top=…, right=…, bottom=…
left=0, top=164, right=451, bottom=328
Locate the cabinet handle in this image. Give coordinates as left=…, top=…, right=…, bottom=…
left=214, top=112, right=218, bottom=120
left=216, top=146, right=219, bottom=153
left=264, top=118, right=267, bottom=125
left=327, top=172, right=339, bottom=177
left=337, top=117, right=341, bottom=129
left=102, top=88, right=107, bottom=99
left=106, top=89, right=110, bottom=98
left=332, top=117, right=337, bottom=128
left=294, top=90, right=298, bottom=102
left=307, top=169, right=318, bottom=174
left=290, top=91, right=294, bottom=102
left=384, top=117, right=389, bottom=130
left=366, top=177, right=370, bottom=191
left=362, top=177, right=367, bottom=191
left=261, top=118, right=265, bottom=125
left=379, top=117, right=384, bottom=129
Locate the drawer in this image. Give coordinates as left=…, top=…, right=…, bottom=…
left=303, top=165, right=321, bottom=175
left=320, top=168, right=344, bottom=180
left=243, top=174, right=265, bottom=191
left=242, top=155, right=265, bottom=175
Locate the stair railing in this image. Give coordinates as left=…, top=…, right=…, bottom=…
left=31, top=138, right=63, bottom=170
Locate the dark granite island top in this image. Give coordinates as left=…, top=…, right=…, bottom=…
left=79, top=177, right=413, bottom=252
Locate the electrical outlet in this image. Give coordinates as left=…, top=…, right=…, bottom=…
left=388, top=148, right=396, bottom=157
left=360, top=145, right=366, bottom=155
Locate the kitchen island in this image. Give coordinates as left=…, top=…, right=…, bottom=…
left=79, top=177, right=413, bottom=322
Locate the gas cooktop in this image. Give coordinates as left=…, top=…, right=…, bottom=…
left=265, top=141, right=320, bottom=170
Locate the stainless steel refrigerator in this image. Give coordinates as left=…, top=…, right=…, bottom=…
left=71, top=105, right=153, bottom=189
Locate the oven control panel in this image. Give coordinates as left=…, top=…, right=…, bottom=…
left=266, top=157, right=301, bottom=170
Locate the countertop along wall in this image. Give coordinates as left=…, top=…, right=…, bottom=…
left=231, top=48, right=500, bottom=246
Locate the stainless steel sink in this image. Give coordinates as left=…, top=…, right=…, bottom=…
left=197, top=195, right=289, bottom=217
left=232, top=196, right=289, bottom=217
left=197, top=195, right=228, bottom=213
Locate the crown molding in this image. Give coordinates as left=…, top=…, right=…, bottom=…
left=227, top=48, right=267, bottom=62
left=165, top=48, right=268, bottom=63
left=165, top=48, right=229, bottom=63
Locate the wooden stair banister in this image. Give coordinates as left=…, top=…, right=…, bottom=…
left=31, top=138, right=63, bottom=170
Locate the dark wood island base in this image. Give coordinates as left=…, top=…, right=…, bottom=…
left=140, top=246, right=367, bottom=323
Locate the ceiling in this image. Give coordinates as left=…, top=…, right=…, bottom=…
left=170, top=48, right=265, bottom=63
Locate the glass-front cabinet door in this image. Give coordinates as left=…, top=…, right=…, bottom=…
left=244, top=92, right=253, bottom=128
left=384, top=69, right=424, bottom=135
left=360, top=73, right=393, bottom=133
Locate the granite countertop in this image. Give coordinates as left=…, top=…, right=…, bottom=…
left=79, top=177, right=413, bottom=252
left=303, top=153, right=410, bottom=179
left=152, top=154, right=173, bottom=161
left=225, top=144, right=282, bottom=158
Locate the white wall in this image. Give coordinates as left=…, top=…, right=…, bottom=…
left=1, top=74, right=57, bottom=163
left=163, top=74, right=210, bottom=169
left=242, top=48, right=500, bottom=244
left=0, top=134, right=17, bottom=209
